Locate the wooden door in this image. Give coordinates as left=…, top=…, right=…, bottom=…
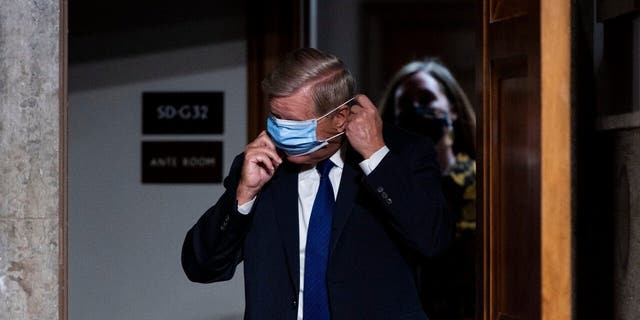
left=479, top=0, right=572, bottom=319
left=247, top=0, right=310, bottom=139
left=359, top=2, right=476, bottom=101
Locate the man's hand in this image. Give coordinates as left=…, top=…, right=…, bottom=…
left=237, top=131, right=282, bottom=205
left=346, top=94, right=385, bottom=159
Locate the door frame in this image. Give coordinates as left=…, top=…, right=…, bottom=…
left=58, top=0, right=573, bottom=318
left=478, top=0, right=572, bottom=319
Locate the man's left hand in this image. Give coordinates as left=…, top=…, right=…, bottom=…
left=346, top=94, right=385, bottom=159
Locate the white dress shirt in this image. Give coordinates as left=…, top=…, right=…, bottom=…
left=238, top=146, right=389, bottom=319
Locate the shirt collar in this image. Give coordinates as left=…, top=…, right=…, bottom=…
left=298, top=149, right=344, bottom=178
left=329, top=148, right=344, bottom=169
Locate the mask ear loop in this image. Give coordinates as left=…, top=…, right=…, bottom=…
left=323, top=130, right=345, bottom=142
left=317, top=96, right=358, bottom=121
left=318, top=96, right=357, bottom=141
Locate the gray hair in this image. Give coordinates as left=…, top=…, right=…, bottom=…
left=262, top=48, right=356, bottom=116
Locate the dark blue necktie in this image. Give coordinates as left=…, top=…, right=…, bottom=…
left=303, top=158, right=335, bottom=320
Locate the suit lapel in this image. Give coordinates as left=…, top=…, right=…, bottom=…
left=330, top=148, right=363, bottom=256
left=270, top=162, right=300, bottom=293
left=268, top=146, right=363, bottom=291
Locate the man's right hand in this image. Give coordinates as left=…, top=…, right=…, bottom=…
left=236, top=131, right=282, bottom=205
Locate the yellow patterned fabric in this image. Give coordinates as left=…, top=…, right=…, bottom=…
left=447, top=153, right=476, bottom=232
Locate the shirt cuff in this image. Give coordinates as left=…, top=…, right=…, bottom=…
left=359, top=145, right=390, bottom=175
left=237, top=197, right=256, bottom=215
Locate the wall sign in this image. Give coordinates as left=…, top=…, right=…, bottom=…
left=142, top=141, right=222, bottom=183
left=142, top=92, right=224, bottom=134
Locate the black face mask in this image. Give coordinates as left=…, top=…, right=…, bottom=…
left=397, top=104, right=453, bottom=143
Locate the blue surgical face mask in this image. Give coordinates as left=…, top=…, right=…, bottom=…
left=267, top=97, right=356, bottom=157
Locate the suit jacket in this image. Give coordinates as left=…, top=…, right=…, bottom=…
left=182, top=125, right=452, bottom=320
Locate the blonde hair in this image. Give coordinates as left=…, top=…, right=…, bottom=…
left=378, top=58, right=476, bottom=157
left=262, top=48, right=356, bottom=116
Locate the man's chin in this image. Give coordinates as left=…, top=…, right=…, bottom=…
left=286, top=154, right=313, bottom=164
left=284, top=144, right=339, bottom=165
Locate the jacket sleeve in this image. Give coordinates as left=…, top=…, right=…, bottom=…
left=181, top=154, right=253, bottom=283
left=362, top=135, right=453, bottom=258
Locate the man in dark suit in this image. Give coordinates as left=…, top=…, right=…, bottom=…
left=182, top=48, right=452, bottom=320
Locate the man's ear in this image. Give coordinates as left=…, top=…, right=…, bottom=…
left=333, top=106, right=349, bottom=130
